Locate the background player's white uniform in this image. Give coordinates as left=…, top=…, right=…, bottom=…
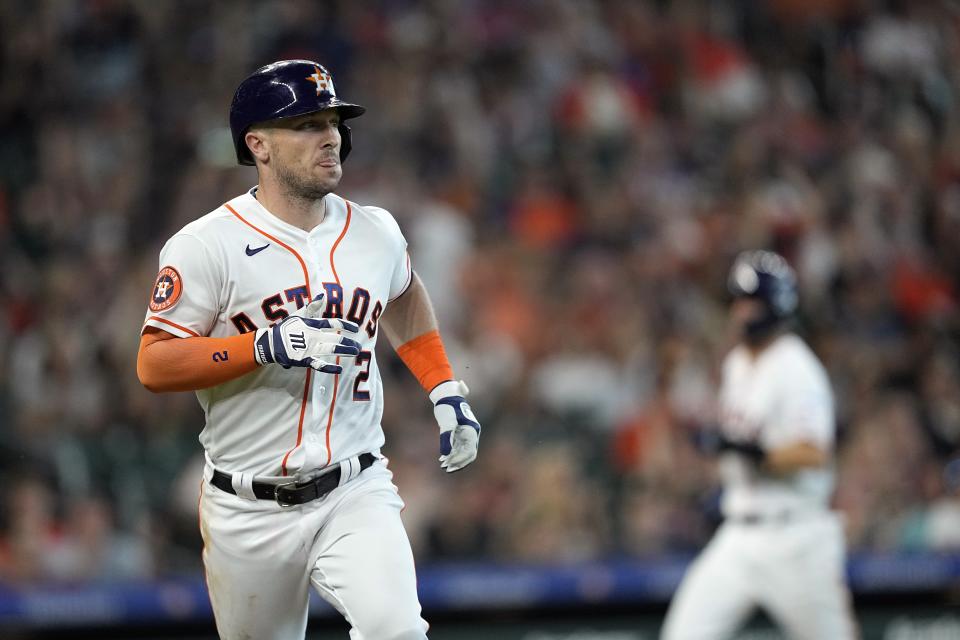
left=661, top=333, right=856, bottom=640
left=143, top=189, right=427, bottom=639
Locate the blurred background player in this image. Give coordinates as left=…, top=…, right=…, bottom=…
left=660, top=250, right=856, bottom=640
left=136, top=59, right=481, bottom=640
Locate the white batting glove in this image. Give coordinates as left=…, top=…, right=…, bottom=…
left=430, top=380, right=481, bottom=473
left=254, top=295, right=360, bottom=373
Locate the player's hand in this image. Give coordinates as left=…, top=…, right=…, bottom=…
left=254, top=295, right=361, bottom=373
left=429, top=380, right=481, bottom=473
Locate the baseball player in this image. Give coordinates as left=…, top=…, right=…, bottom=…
left=136, top=60, right=481, bottom=640
left=660, top=251, right=857, bottom=640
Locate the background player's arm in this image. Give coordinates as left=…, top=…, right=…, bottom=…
left=764, top=440, right=829, bottom=474
left=137, top=329, right=259, bottom=392
left=764, top=374, right=834, bottom=474
left=702, top=429, right=828, bottom=474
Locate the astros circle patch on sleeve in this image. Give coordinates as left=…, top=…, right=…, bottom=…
left=149, top=266, right=183, bottom=312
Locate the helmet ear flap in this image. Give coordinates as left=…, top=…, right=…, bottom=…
left=236, top=127, right=256, bottom=166
left=338, top=122, right=353, bottom=162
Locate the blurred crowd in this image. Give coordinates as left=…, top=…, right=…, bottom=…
left=0, top=0, right=958, bottom=583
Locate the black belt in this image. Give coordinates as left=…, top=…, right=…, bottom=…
left=729, top=512, right=794, bottom=525
left=211, top=453, right=376, bottom=507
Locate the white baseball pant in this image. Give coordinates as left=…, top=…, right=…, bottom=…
left=199, top=459, right=428, bottom=640
left=660, top=512, right=857, bottom=640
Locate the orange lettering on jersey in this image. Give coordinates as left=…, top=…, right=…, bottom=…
left=149, top=266, right=183, bottom=312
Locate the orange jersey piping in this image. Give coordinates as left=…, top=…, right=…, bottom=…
left=224, top=202, right=313, bottom=476
left=144, top=315, right=201, bottom=337
left=323, top=197, right=353, bottom=465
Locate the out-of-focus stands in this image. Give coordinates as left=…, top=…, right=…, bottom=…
left=0, top=0, right=957, bottom=587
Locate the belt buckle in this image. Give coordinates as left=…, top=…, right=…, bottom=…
left=274, top=480, right=300, bottom=508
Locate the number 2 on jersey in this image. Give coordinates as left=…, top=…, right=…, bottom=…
left=353, top=350, right=372, bottom=401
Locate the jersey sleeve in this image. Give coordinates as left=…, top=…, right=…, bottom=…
left=389, top=250, right=413, bottom=301
left=775, top=362, right=835, bottom=449
left=142, top=233, right=221, bottom=338
left=359, top=203, right=413, bottom=301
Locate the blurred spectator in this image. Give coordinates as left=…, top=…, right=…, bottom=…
left=45, top=496, right=153, bottom=582
left=502, top=443, right=609, bottom=563
left=0, top=477, right=62, bottom=583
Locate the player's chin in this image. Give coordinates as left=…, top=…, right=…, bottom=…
left=313, top=164, right=342, bottom=189
left=316, top=161, right=341, bottom=177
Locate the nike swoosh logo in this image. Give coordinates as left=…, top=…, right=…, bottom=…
left=245, top=243, right=270, bottom=256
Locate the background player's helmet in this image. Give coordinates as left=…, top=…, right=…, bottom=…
left=727, top=250, right=799, bottom=342
left=230, top=60, right=366, bottom=166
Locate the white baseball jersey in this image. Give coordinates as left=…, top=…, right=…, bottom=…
left=717, top=333, right=835, bottom=518
left=142, top=187, right=411, bottom=478
left=661, top=333, right=856, bottom=639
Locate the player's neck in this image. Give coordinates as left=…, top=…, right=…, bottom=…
left=743, top=330, right=786, bottom=358
left=254, top=184, right=327, bottom=232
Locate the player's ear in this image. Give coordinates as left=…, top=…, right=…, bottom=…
left=245, top=128, right=271, bottom=165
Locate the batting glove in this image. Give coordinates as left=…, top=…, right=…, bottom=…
left=694, top=428, right=766, bottom=464
left=254, top=296, right=360, bottom=373
left=718, top=435, right=767, bottom=464
left=430, top=380, right=481, bottom=473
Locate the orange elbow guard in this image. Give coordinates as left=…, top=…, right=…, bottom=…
left=396, top=330, right=454, bottom=393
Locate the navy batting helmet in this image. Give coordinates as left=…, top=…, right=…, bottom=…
left=728, top=250, right=798, bottom=340
left=230, top=60, right=366, bottom=166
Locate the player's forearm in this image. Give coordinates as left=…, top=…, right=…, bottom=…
left=137, top=331, right=259, bottom=392
left=381, top=272, right=455, bottom=392
left=764, top=441, right=828, bottom=474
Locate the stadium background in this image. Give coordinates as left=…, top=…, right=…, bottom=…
left=1, top=0, right=959, bottom=638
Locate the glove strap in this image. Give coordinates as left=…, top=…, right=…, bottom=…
left=434, top=396, right=481, bottom=431
left=254, top=328, right=275, bottom=365
left=429, top=379, right=467, bottom=403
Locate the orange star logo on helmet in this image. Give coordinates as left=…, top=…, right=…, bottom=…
left=306, top=66, right=335, bottom=96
